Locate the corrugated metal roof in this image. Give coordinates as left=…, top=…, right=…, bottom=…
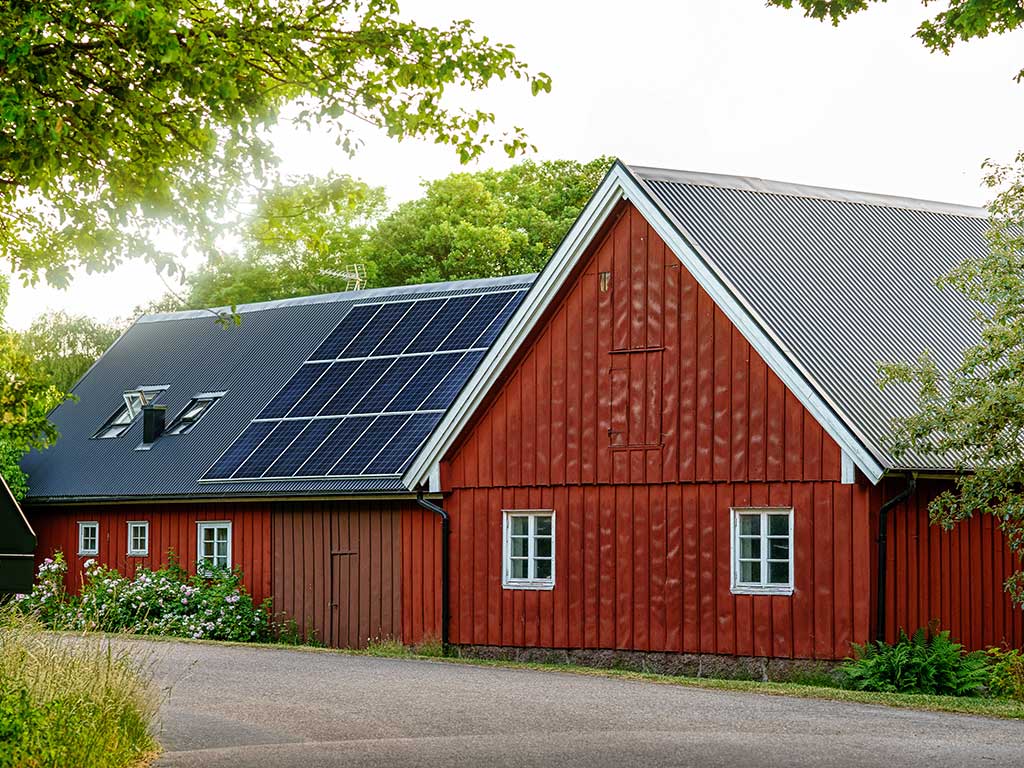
left=629, top=165, right=987, bottom=471
left=22, top=275, right=535, bottom=502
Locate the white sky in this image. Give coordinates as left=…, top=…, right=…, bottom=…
left=6, top=0, right=1024, bottom=329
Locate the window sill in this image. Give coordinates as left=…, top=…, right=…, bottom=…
left=502, top=580, right=555, bottom=591
left=127, top=552, right=149, bottom=558
left=731, top=585, right=794, bottom=596
left=77, top=551, right=98, bottom=557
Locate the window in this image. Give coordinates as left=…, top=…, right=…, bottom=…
left=197, top=522, right=231, bottom=572
left=165, top=392, right=224, bottom=435
left=78, top=521, right=99, bottom=556
left=127, top=521, right=149, bottom=556
left=93, top=387, right=168, bottom=439
left=731, top=508, right=794, bottom=595
left=502, top=510, right=555, bottom=589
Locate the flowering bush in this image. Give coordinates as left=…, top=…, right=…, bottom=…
left=13, top=553, right=70, bottom=627
left=17, top=551, right=272, bottom=642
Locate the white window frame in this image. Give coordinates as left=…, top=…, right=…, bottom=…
left=196, top=521, right=232, bottom=573
left=77, top=521, right=99, bottom=556
left=730, top=507, right=794, bottom=596
left=127, top=521, right=149, bottom=557
left=502, top=510, right=555, bottom=590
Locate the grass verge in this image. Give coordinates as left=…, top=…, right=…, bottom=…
left=79, top=630, right=1024, bottom=721
left=1, top=610, right=160, bottom=768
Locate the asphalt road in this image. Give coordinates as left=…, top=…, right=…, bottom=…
left=132, top=639, right=1024, bottom=768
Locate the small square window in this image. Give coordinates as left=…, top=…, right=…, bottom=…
left=92, top=387, right=167, bottom=439
left=127, top=521, right=149, bottom=556
left=502, top=510, right=555, bottom=590
left=731, top=508, right=794, bottom=595
left=78, top=521, right=99, bottom=556
left=165, top=393, right=224, bottom=435
left=197, top=521, right=232, bottom=573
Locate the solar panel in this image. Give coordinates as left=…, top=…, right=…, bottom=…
left=311, top=304, right=380, bottom=360
left=233, top=420, right=306, bottom=478
left=364, top=412, right=443, bottom=475
left=258, top=363, right=329, bottom=419
left=205, top=421, right=277, bottom=479
left=420, top=350, right=485, bottom=410
left=264, top=419, right=339, bottom=477
left=202, top=285, right=528, bottom=482
left=330, top=413, right=409, bottom=475
left=386, top=352, right=464, bottom=412
left=405, top=295, right=481, bottom=354
left=297, top=416, right=374, bottom=477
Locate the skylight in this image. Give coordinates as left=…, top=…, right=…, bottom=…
left=165, top=392, right=225, bottom=435
left=92, top=387, right=168, bottom=439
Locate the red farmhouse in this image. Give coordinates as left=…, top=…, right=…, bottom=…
left=22, top=162, right=1022, bottom=660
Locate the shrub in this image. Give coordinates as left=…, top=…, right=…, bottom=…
left=841, top=626, right=989, bottom=696
left=17, top=551, right=273, bottom=643
left=986, top=647, right=1024, bottom=701
left=0, top=608, right=158, bottom=767
left=13, top=552, right=70, bottom=627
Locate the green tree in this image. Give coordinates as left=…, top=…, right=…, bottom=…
left=768, top=1, right=1024, bottom=80
left=366, top=156, right=612, bottom=286
left=179, top=157, right=611, bottom=307
left=17, top=312, right=124, bottom=393
left=0, top=281, right=67, bottom=498
left=772, top=0, right=1024, bottom=600
left=0, top=0, right=550, bottom=288
left=186, top=174, right=387, bottom=308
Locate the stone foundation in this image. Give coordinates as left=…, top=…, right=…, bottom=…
left=453, top=644, right=841, bottom=684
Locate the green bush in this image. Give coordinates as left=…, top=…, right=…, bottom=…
left=987, top=647, right=1024, bottom=701
left=0, top=609, right=158, bottom=767
left=841, top=627, right=990, bottom=696
left=16, top=550, right=272, bottom=642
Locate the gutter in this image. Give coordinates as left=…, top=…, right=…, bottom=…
left=876, top=473, right=916, bottom=642
left=416, top=493, right=450, bottom=653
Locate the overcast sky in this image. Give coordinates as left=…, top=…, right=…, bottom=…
left=6, top=0, right=1024, bottom=329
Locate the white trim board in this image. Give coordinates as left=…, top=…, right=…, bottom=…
left=403, top=161, right=886, bottom=489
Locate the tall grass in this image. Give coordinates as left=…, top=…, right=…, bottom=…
left=0, top=607, right=159, bottom=768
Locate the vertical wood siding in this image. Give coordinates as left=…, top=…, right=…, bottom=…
left=881, top=479, right=1024, bottom=651
left=271, top=500, right=408, bottom=648
left=431, top=202, right=872, bottom=659
left=444, top=203, right=844, bottom=489
left=29, top=502, right=272, bottom=604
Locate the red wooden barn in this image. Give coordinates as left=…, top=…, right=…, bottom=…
left=21, top=162, right=1022, bottom=660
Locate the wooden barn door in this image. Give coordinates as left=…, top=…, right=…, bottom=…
left=272, top=502, right=405, bottom=651
left=329, top=514, right=359, bottom=648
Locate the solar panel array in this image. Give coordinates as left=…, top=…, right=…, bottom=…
left=202, top=287, right=527, bottom=481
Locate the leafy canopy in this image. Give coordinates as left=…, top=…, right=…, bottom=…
left=17, top=312, right=124, bottom=394
left=0, top=0, right=550, bottom=287
left=182, top=156, right=612, bottom=307
left=186, top=174, right=387, bottom=308
left=0, top=280, right=67, bottom=499
left=768, top=1, right=1024, bottom=80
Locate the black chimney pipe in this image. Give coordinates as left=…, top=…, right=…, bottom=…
left=142, top=404, right=167, bottom=444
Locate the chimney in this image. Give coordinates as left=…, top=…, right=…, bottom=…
left=142, top=404, right=167, bottom=444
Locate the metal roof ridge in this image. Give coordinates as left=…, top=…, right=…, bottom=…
left=138, top=272, right=539, bottom=324
left=626, top=164, right=986, bottom=220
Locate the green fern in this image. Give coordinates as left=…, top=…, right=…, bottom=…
left=841, top=625, right=988, bottom=696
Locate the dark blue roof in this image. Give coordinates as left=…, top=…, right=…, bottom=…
left=22, top=274, right=534, bottom=502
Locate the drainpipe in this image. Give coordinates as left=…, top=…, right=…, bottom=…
left=416, top=493, right=450, bottom=654
left=876, top=473, right=915, bottom=643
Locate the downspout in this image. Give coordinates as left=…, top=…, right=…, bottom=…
left=416, top=493, right=450, bottom=654
left=876, top=473, right=915, bottom=643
